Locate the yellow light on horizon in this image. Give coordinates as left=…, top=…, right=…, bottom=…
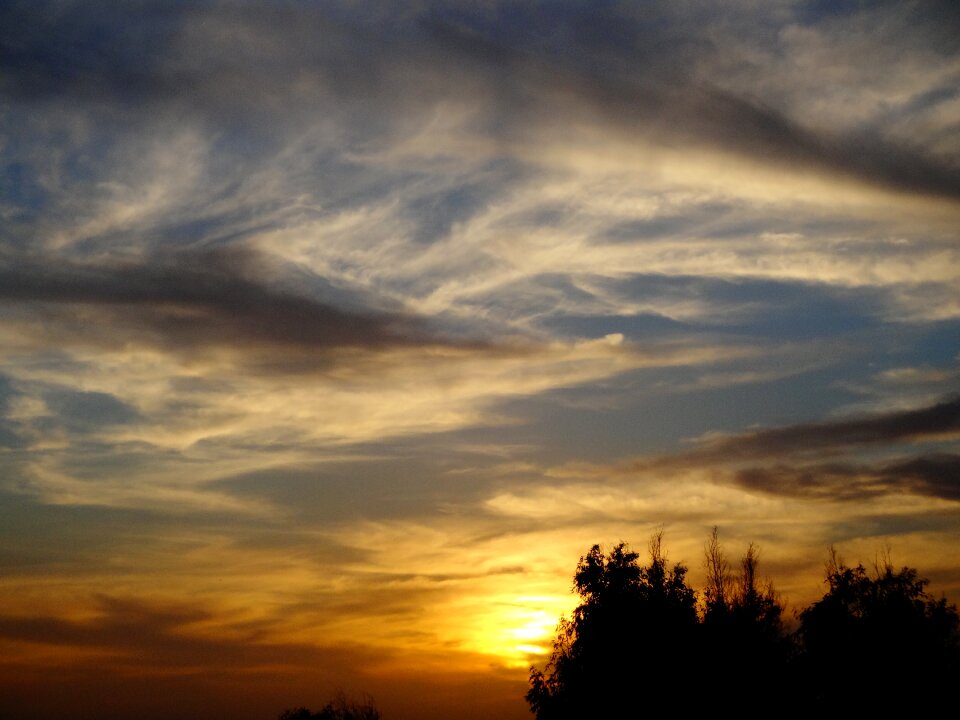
left=456, top=594, right=571, bottom=669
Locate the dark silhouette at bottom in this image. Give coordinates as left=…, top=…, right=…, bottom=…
left=527, top=530, right=959, bottom=719
left=796, top=548, right=959, bottom=714
left=279, top=692, right=381, bottom=720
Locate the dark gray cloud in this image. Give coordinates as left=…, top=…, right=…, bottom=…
left=604, top=397, right=960, bottom=503
left=0, top=247, right=476, bottom=359
left=42, top=389, right=140, bottom=432
left=734, top=454, right=960, bottom=503
left=879, top=454, right=960, bottom=501
left=695, top=396, right=960, bottom=461
left=0, top=488, right=186, bottom=572
left=0, top=1, right=187, bottom=103
left=0, top=374, right=25, bottom=448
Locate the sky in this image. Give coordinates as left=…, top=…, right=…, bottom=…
left=1, top=1, right=959, bottom=718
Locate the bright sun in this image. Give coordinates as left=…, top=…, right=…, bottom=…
left=463, top=595, right=571, bottom=668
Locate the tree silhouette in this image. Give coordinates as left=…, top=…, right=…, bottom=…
left=797, top=549, right=959, bottom=713
left=527, top=531, right=960, bottom=716
left=278, top=692, right=381, bottom=720
left=699, top=528, right=790, bottom=707
left=527, top=532, right=697, bottom=719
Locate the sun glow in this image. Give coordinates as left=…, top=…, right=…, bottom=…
left=461, top=595, right=570, bottom=669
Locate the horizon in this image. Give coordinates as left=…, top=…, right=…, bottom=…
left=1, top=2, right=959, bottom=719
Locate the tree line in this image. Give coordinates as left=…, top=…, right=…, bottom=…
left=279, top=693, right=381, bottom=720
left=527, top=529, right=959, bottom=718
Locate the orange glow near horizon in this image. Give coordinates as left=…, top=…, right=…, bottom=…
left=455, top=594, right=571, bottom=669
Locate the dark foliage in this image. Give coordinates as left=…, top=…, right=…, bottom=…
left=700, top=529, right=791, bottom=707
left=796, top=549, right=960, bottom=713
left=279, top=710, right=312, bottom=720
left=528, top=531, right=959, bottom=719
left=527, top=532, right=698, bottom=718
left=279, top=692, right=381, bottom=720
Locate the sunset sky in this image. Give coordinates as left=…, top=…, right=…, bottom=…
left=1, top=1, right=959, bottom=718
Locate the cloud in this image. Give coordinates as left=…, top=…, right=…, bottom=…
left=883, top=453, right=960, bottom=500
left=0, top=374, right=25, bottom=448
left=517, top=397, right=960, bottom=508
left=0, top=246, right=464, bottom=360
left=689, top=396, right=960, bottom=461
left=419, top=4, right=960, bottom=202
left=733, top=454, right=960, bottom=503
left=5, top=1, right=960, bottom=205
left=3, top=1, right=959, bottom=346
left=41, top=389, right=140, bottom=432
left=0, top=592, right=420, bottom=720
left=0, top=593, right=393, bottom=673
left=429, top=5, right=960, bottom=201
left=0, top=1, right=187, bottom=104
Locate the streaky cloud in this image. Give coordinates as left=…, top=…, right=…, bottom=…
left=584, top=397, right=960, bottom=504
left=734, top=453, right=960, bottom=503
left=0, top=594, right=375, bottom=670
left=691, top=396, right=960, bottom=461
left=883, top=454, right=960, bottom=501
left=0, top=246, right=472, bottom=356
